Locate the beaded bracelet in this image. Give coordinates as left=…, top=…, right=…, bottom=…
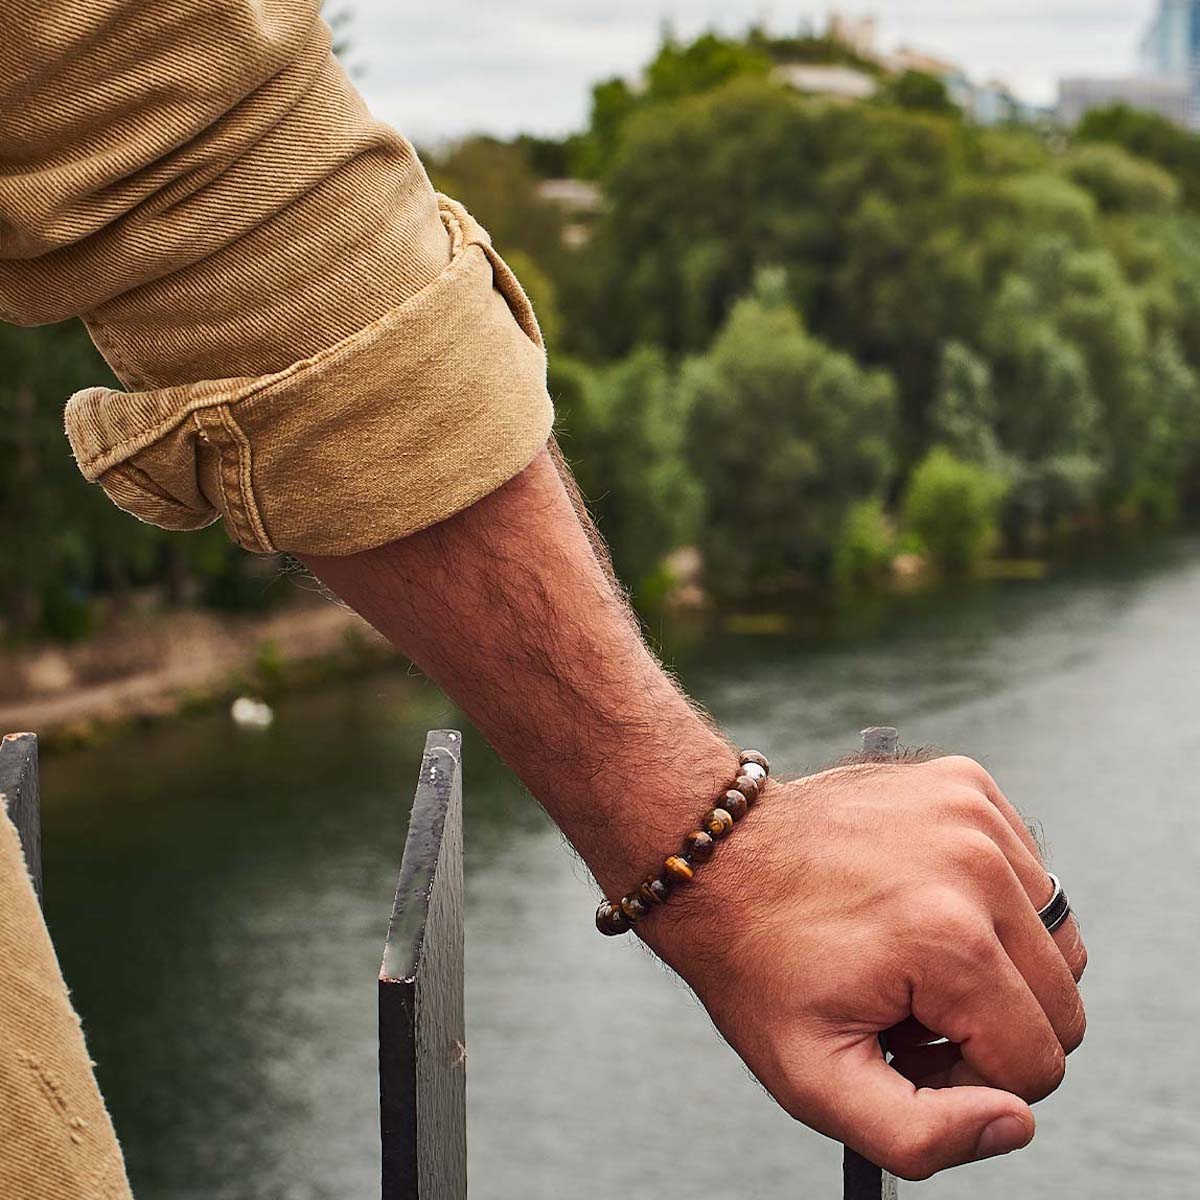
left=595, top=749, right=770, bottom=936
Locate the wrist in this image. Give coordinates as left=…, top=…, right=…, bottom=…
left=536, top=694, right=739, bottom=899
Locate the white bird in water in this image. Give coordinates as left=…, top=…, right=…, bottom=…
left=230, top=696, right=274, bottom=729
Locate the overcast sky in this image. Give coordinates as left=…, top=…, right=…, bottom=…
left=345, top=2, right=1159, bottom=144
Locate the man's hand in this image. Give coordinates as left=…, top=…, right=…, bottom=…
left=642, top=754, right=1088, bottom=1180
left=303, top=446, right=1086, bottom=1181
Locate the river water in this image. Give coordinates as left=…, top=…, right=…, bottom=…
left=38, top=541, right=1200, bottom=1199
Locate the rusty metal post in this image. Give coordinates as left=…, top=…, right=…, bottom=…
left=843, top=726, right=900, bottom=1200
left=0, top=732, right=42, bottom=906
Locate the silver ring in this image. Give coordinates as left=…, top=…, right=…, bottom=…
left=1037, top=872, right=1071, bottom=934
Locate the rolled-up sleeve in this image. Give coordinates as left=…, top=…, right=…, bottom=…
left=0, top=0, right=553, bottom=554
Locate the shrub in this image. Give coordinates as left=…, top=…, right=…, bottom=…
left=903, top=448, right=1007, bottom=574
left=832, top=498, right=895, bottom=588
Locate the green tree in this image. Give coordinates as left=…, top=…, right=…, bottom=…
left=1060, top=142, right=1180, bottom=215
left=1076, top=104, right=1200, bottom=209
left=645, top=31, right=771, bottom=102
left=930, top=341, right=1001, bottom=465
left=878, top=70, right=957, bottom=115
left=554, top=349, right=700, bottom=596
left=426, top=137, right=569, bottom=280
left=683, top=272, right=896, bottom=597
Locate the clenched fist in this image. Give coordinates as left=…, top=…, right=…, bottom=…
left=642, top=754, right=1087, bottom=1180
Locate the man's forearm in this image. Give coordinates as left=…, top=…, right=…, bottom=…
left=304, top=441, right=1087, bottom=1180
left=302, top=444, right=735, bottom=896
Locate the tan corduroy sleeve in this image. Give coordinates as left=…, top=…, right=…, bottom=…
left=0, top=793, right=132, bottom=1200
left=0, top=0, right=553, bottom=555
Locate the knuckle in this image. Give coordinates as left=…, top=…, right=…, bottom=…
left=1075, top=940, right=1094, bottom=979
left=1027, top=1044, right=1067, bottom=1101
left=1071, top=941, right=1088, bottom=983
left=947, top=829, right=1011, bottom=890
left=946, top=787, right=998, bottom=828
left=909, top=886, right=993, bottom=955
left=1061, top=999, right=1087, bottom=1054
left=938, top=754, right=995, bottom=792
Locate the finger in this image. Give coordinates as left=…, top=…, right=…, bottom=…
left=1052, top=912, right=1088, bottom=982
left=913, top=905, right=1065, bottom=1102
left=971, top=770, right=1089, bottom=980
left=808, top=1037, right=1034, bottom=1180
left=930, top=759, right=1088, bottom=984
left=969, top=808, right=1089, bottom=983
left=993, top=869, right=1087, bottom=1055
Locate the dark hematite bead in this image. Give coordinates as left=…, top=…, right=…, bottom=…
left=739, top=749, right=770, bottom=775
left=596, top=901, right=630, bottom=936
left=663, top=854, right=695, bottom=883
left=683, top=829, right=715, bottom=864
left=723, top=789, right=749, bottom=821
left=733, top=773, right=761, bottom=804
left=620, top=893, right=650, bottom=923
left=703, top=807, right=735, bottom=839
left=640, top=876, right=671, bottom=906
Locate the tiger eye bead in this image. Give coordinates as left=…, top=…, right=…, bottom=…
left=663, top=854, right=695, bottom=883
left=596, top=901, right=630, bottom=936
left=620, top=893, right=650, bottom=923
left=640, top=876, right=671, bottom=906
left=739, top=749, right=770, bottom=775
left=740, top=761, right=768, bottom=786
left=734, top=773, right=761, bottom=804
left=723, top=789, right=749, bottom=821
left=703, top=807, right=735, bottom=839
left=683, top=830, right=715, bottom=864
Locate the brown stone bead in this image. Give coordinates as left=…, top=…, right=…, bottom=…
left=739, top=749, right=770, bottom=775
left=723, top=789, right=749, bottom=821
left=620, top=893, right=650, bottom=923
left=640, top=877, right=671, bottom=906
left=683, top=830, right=715, bottom=864
left=663, top=854, right=695, bottom=883
left=733, top=773, right=761, bottom=804
left=596, top=901, right=630, bottom=936
left=703, top=807, right=735, bottom=839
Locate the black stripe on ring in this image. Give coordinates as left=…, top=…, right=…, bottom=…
left=1038, top=872, right=1071, bottom=934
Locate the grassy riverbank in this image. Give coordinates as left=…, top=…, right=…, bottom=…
left=0, top=594, right=397, bottom=751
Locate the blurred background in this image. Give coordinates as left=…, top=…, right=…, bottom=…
left=5, top=3, right=1200, bottom=1197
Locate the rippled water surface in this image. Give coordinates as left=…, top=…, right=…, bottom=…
left=40, top=542, right=1200, bottom=1199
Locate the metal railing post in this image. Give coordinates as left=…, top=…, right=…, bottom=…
left=843, top=726, right=900, bottom=1200
left=379, top=729, right=467, bottom=1200
left=0, top=732, right=42, bottom=906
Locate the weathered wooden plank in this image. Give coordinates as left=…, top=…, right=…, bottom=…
left=844, top=727, right=900, bottom=1200
left=379, top=729, right=466, bottom=1200
left=0, top=732, right=42, bottom=906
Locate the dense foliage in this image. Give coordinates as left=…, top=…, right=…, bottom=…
left=8, top=29, right=1200, bottom=635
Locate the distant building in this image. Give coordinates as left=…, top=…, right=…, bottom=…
left=793, top=10, right=1036, bottom=126
left=1057, top=75, right=1192, bottom=129
left=535, top=179, right=603, bottom=213
left=1059, top=0, right=1200, bottom=130
left=827, top=11, right=879, bottom=59
left=1139, top=0, right=1200, bottom=76
left=773, top=63, right=878, bottom=102
left=536, top=178, right=603, bottom=249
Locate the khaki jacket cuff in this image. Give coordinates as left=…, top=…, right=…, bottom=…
left=64, top=197, right=553, bottom=556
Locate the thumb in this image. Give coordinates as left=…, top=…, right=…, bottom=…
left=816, top=1039, right=1035, bottom=1180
